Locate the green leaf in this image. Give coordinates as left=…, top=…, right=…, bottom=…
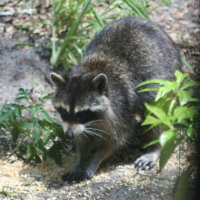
left=91, top=7, right=105, bottom=27
left=174, top=106, right=197, bottom=123
left=0, top=112, right=12, bottom=124
left=159, top=136, right=183, bottom=171
left=32, top=127, right=41, bottom=142
left=51, top=0, right=92, bottom=66
left=20, top=121, right=35, bottom=129
left=144, top=139, right=160, bottom=148
left=10, top=122, right=23, bottom=141
left=189, top=98, right=200, bottom=103
left=138, top=87, right=159, bottom=93
left=135, top=79, right=167, bottom=89
left=168, top=99, right=176, bottom=115
left=15, top=108, right=22, bottom=120
left=144, top=124, right=161, bottom=132
left=40, top=121, right=64, bottom=140
left=142, top=115, right=161, bottom=125
left=175, top=70, right=188, bottom=85
left=39, top=93, right=54, bottom=102
left=18, top=88, right=26, bottom=93
left=40, top=110, right=53, bottom=122
left=36, top=140, right=47, bottom=156
left=16, top=96, right=27, bottom=101
left=16, top=88, right=33, bottom=100
left=52, top=123, right=65, bottom=140
left=123, top=0, right=149, bottom=18
left=34, top=154, right=42, bottom=163
left=43, top=132, right=53, bottom=144
left=186, top=125, right=195, bottom=139
left=155, top=87, right=165, bottom=101
left=155, top=81, right=177, bottom=101
left=180, top=81, right=200, bottom=90
left=178, top=90, right=192, bottom=105
left=145, top=103, right=167, bottom=120
left=48, top=142, right=62, bottom=165
left=152, top=96, right=171, bottom=109
left=26, top=143, right=35, bottom=160
left=160, top=130, right=175, bottom=147
left=31, top=107, right=37, bottom=116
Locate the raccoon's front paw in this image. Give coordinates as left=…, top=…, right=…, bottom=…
left=62, top=170, right=93, bottom=183
left=134, top=151, right=160, bottom=170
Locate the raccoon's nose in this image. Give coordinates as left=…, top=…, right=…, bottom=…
left=65, top=130, right=74, bottom=139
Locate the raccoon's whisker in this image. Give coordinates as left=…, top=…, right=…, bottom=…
left=84, top=129, right=102, bottom=137
left=81, top=131, right=90, bottom=141
left=84, top=120, right=103, bottom=126
left=84, top=129, right=105, bottom=140
left=87, top=128, right=110, bottom=135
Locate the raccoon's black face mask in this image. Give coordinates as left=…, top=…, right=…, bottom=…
left=55, top=106, right=101, bottom=124
left=50, top=72, right=109, bottom=139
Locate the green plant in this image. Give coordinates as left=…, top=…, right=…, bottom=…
left=123, top=0, right=150, bottom=18
left=50, top=0, right=92, bottom=68
left=136, top=70, right=200, bottom=171
left=0, top=88, right=64, bottom=165
left=50, top=0, right=151, bottom=70
left=0, top=187, right=13, bottom=197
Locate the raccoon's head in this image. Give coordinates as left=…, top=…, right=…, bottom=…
left=50, top=72, right=112, bottom=139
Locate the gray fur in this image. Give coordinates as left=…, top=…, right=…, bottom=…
left=51, top=17, right=181, bottom=182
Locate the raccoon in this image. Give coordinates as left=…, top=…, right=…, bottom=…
left=50, top=17, right=181, bottom=183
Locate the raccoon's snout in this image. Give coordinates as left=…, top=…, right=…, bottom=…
left=65, top=130, right=74, bottom=139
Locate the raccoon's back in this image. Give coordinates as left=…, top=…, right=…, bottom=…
left=85, top=17, right=181, bottom=83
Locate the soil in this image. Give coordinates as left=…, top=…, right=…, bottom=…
left=0, top=0, right=199, bottom=199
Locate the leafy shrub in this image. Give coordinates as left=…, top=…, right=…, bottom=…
left=136, top=70, right=200, bottom=171
left=0, top=88, right=64, bottom=165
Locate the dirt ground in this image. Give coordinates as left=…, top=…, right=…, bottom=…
left=0, top=148, right=187, bottom=200
left=0, top=0, right=199, bottom=199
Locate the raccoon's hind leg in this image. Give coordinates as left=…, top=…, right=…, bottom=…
left=134, top=126, right=161, bottom=170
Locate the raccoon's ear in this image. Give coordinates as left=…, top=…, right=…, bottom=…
left=92, top=73, right=108, bottom=93
left=50, top=72, right=65, bottom=87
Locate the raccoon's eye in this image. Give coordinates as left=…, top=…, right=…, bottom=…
left=75, top=110, right=100, bottom=124
left=56, top=107, right=68, bottom=121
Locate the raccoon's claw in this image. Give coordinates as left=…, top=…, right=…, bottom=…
left=78, top=170, right=93, bottom=181
left=62, top=170, right=93, bottom=183
left=134, top=158, right=154, bottom=170
left=62, top=172, right=74, bottom=183
left=134, top=151, right=160, bottom=170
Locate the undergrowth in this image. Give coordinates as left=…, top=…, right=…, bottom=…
left=50, top=0, right=153, bottom=69
left=0, top=88, right=64, bottom=165
left=136, top=70, right=200, bottom=171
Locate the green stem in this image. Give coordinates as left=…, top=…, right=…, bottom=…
left=91, top=7, right=105, bottom=27
left=168, top=98, right=176, bottom=115
left=50, top=26, right=57, bottom=65
left=10, top=131, right=30, bottom=156
left=123, top=0, right=148, bottom=18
